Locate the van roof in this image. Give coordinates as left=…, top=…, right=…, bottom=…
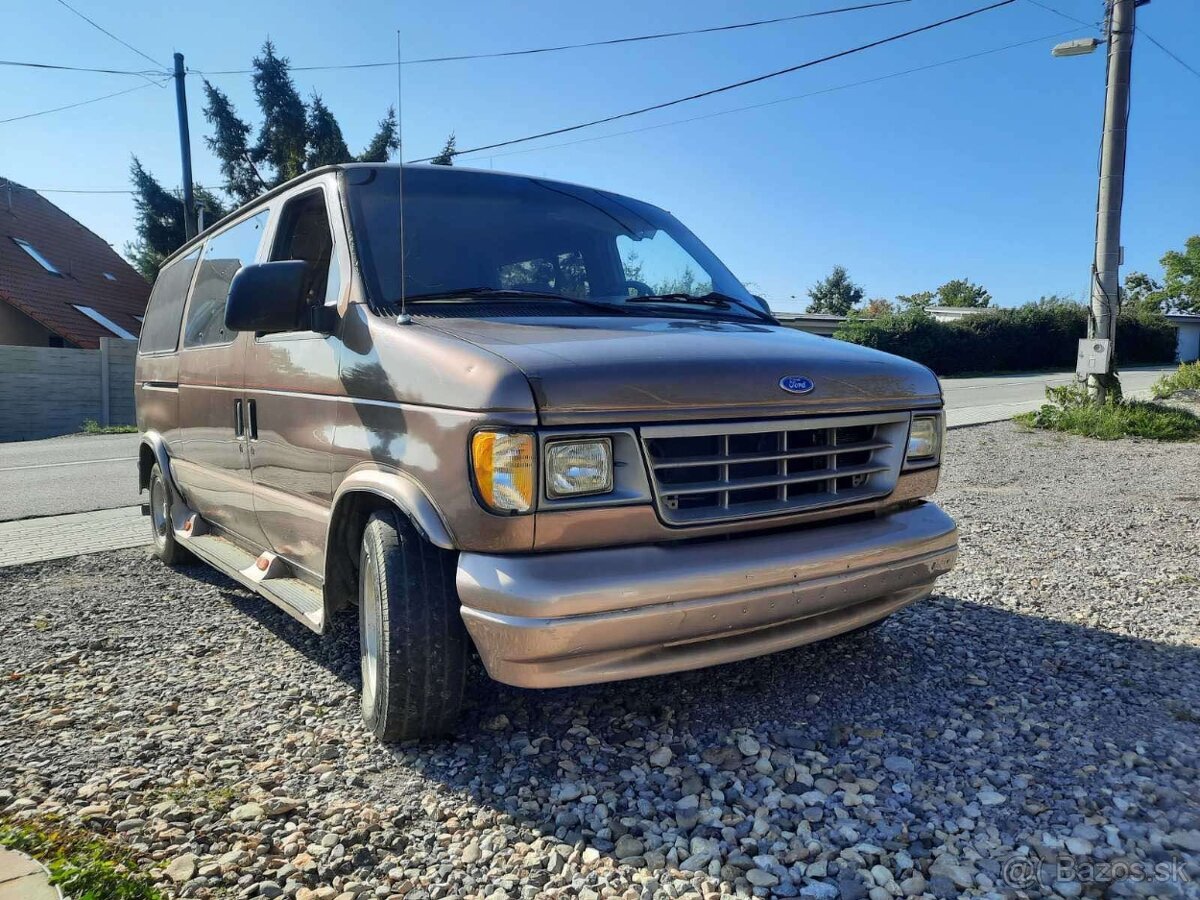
left=160, top=163, right=652, bottom=272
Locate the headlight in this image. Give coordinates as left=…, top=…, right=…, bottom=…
left=545, top=438, right=613, bottom=498
left=906, top=415, right=942, bottom=462
left=471, top=431, right=534, bottom=513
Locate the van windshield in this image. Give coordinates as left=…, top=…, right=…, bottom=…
left=344, top=166, right=760, bottom=316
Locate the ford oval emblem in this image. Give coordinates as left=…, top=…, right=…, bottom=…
left=779, top=375, right=815, bottom=395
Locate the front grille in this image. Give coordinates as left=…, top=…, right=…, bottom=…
left=640, top=412, right=910, bottom=525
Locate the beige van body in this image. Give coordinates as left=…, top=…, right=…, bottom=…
left=135, top=164, right=957, bottom=739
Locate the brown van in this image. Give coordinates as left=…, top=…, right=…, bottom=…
left=135, top=164, right=957, bottom=740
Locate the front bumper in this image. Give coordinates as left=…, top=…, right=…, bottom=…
left=456, top=502, right=958, bottom=688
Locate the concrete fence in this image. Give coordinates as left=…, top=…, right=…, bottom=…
left=0, top=338, right=137, bottom=441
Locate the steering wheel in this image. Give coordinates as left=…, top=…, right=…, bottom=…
left=623, top=279, right=655, bottom=297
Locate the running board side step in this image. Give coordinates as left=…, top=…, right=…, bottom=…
left=179, top=531, right=326, bottom=634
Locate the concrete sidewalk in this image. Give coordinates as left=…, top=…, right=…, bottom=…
left=0, top=505, right=148, bottom=568
left=0, top=848, right=61, bottom=900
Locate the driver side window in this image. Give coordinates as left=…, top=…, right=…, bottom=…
left=271, top=189, right=339, bottom=307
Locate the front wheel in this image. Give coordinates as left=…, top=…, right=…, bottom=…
left=148, top=462, right=190, bottom=566
left=358, top=508, right=469, bottom=741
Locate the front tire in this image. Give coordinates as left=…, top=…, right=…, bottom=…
left=148, top=462, right=190, bottom=565
left=358, top=508, right=468, bottom=741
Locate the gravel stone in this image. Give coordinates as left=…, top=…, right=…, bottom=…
left=0, top=422, right=1197, bottom=899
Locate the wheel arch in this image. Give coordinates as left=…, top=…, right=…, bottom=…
left=323, top=466, right=456, bottom=613
left=138, top=430, right=173, bottom=493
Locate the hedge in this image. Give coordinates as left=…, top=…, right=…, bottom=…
left=832, top=304, right=1177, bottom=376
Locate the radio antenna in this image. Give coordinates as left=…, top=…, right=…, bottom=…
left=395, top=29, right=411, bottom=325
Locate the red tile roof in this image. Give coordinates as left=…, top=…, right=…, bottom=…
left=0, top=179, right=151, bottom=349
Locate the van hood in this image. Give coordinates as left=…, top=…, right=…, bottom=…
left=418, top=315, right=941, bottom=424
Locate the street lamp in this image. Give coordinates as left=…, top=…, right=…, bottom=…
left=1051, top=37, right=1101, bottom=57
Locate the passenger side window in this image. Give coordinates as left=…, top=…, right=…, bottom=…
left=139, top=248, right=200, bottom=354
left=182, top=211, right=269, bottom=348
left=499, top=250, right=590, bottom=298
left=272, top=190, right=337, bottom=307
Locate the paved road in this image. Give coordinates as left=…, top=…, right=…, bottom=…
left=0, top=432, right=139, bottom=522
left=941, top=364, right=1174, bottom=428
left=0, top=365, right=1177, bottom=528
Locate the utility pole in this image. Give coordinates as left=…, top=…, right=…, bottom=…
left=1089, top=0, right=1137, bottom=402
left=173, top=52, right=197, bottom=240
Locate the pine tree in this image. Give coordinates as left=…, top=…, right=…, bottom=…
left=306, top=95, right=351, bottom=169
left=430, top=133, right=456, bottom=166
left=125, top=157, right=227, bottom=280
left=358, top=107, right=400, bottom=163
left=201, top=81, right=263, bottom=206
left=128, top=39, right=437, bottom=274
left=250, top=40, right=308, bottom=186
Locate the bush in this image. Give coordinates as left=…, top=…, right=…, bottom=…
left=1152, top=361, right=1200, bottom=398
left=1015, top=383, right=1200, bottom=441
left=834, top=303, right=1177, bottom=376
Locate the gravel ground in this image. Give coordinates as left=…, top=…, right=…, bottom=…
left=1, top=421, right=1197, bottom=900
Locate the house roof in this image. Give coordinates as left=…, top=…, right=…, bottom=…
left=0, top=179, right=150, bottom=349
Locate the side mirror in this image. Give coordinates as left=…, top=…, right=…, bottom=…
left=225, top=261, right=309, bottom=333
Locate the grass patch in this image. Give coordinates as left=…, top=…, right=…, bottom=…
left=1016, top=383, right=1200, bottom=441
left=0, top=816, right=162, bottom=900
left=1152, top=361, right=1200, bottom=399
left=80, top=419, right=138, bottom=435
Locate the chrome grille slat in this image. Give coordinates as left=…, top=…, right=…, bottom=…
left=641, top=412, right=909, bottom=526
left=648, top=439, right=892, bottom=469
left=652, top=462, right=892, bottom=497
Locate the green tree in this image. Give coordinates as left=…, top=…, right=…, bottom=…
left=306, top=95, right=351, bottom=169
left=357, top=107, right=399, bottom=163
left=250, top=40, right=308, bottom=186
left=430, top=133, right=456, bottom=166
left=130, top=40, right=430, bottom=272
left=862, top=297, right=895, bottom=317
left=201, top=80, right=263, bottom=205
left=936, top=278, right=991, bottom=308
left=124, top=157, right=227, bottom=280
left=806, top=265, right=864, bottom=315
left=896, top=290, right=935, bottom=309
left=1160, top=235, right=1200, bottom=314
left=1121, top=271, right=1165, bottom=313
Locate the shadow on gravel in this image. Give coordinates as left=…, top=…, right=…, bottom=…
left=189, top=558, right=1200, bottom=885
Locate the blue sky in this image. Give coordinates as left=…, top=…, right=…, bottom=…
left=2, top=0, right=1196, bottom=312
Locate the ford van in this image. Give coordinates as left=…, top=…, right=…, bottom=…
left=135, top=164, right=957, bottom=740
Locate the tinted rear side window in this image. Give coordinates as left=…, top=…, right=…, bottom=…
left=138, top=249, right=200, bottom=354
left=183, top=210, right=269, bottom=348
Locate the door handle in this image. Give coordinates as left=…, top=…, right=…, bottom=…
left=234, top=399, right=244, bottom=438
left=247, top=399, right=258, bottom=441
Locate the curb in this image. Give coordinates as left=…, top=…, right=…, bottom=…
left=0, top=847, right=63, bottom=900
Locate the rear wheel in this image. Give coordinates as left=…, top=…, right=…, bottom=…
left=358, top=508, right=468, bottom=741
left=148, top=462, right=190, bottom=565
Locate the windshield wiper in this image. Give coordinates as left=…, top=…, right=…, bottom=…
left=625, top=291, right=777, bottom=324
left=400, top=287, right=634, bottom=316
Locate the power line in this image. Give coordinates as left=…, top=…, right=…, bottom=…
left=1021, top=0, right=1098, bottom=29
left=191, top=0, right=915, bottom=75
left=410, top=0, right=1021, bottom=161
left=53, top=0, right=167, bottom=70
left=19, top=28, right=1084, bottom=194
left=18, top=28, right=1080, bottom=194
left=0, top=79, right=165, bottom=125
left=0, top=58, right=166, bottom=77
left=1137, top=27, right=1200, bottom=81
left=475, top=28, right=1084, bottom=161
